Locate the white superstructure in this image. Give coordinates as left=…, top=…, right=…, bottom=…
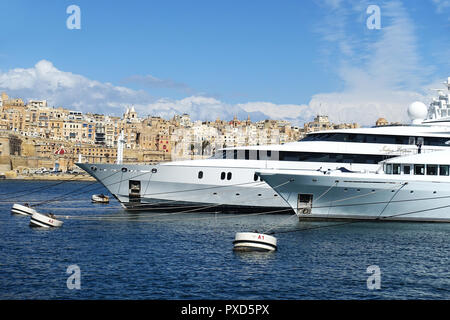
left=77, top=77, right=450, bottom=213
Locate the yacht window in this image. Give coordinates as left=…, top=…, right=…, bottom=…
left=414, top=164, right=425, bottom=175
left=417, top=137, right=424, bottom=145
left=253, top=173, right=258, bottom=181
left=439, top=165, right=449, bottom=176
left=198, top=171, right=203, bottom=179
left=233, top=150, right=237, bottom=160
left=426, top=165, right=438, bottom=176
left=227, top=172, right=232, bottom=180
left=300, top=133, right=450, bottom=147
left=237, top=150, right=246, bottom=160
left=245, top=150, right=249, bottom=160
left=403, top=165, right=411, bottom=175
left=393, top=164, right=401, bottom=175
left=220, top=172, right=226, bottom=180
left=385, top=164, right=393, bottom=174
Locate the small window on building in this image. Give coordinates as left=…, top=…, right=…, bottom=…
left=198, top=171, right=203, bottom=179
left=227, top=172, right=232, bottom=180
left=220, top=172, right=226, bottom=180
left=427, top=165, right=438, bottom=175
left=414, top=164, right=425, bottom=175
left=403, top=165, right=411, bottom=175
left=439, top=165, right=449, bottom=176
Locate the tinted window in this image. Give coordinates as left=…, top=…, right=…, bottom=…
left=414, top=164, right=425, bottom=175
left=386, top=164, right=393, bottom=174
left=440, top=165, right=449, bottom=176
left=227, top=172, right=232, bottom=180
left=198, top=171, right=203, bottom=179
left=279, top=151, right=394, bottom=164
left=220, top=172, right=225, bottom=180
left=427, top=165, right=438, bottom=175
left=300, top=133, right=450, bottom=146
left=393, top=164, right=401, bottom=175
left=403, top=165, right=411, bottom=175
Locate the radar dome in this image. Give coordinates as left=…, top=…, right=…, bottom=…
left=407, top=101, right=428, bottom=123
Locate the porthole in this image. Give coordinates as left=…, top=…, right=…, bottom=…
left=121, top=167, right=127, bottom=172
left=91, top=166, right=97, bottom=171
left=220, top=172, right=226, bottom=180
left=258, top=194, right=262, bottom=196
left=253, top=173, right=258, bottom=181
left=198, top=171, right=203, bottom=179
left=227, top=172, right=232, bottom=180
left=274, top=194, right=278, bottom=197
left=236, top=193, right=240, bottom=196
left=151, top=168, right=157, bottom=173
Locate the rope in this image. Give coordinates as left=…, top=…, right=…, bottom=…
left=52, top=180, right=293, bottom=222
left=375, top=182, right=408, bottom=219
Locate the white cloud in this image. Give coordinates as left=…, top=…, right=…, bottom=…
left=0, top=60, right=310, bottom=123
left=304, top=0, right=440, bottom=126
left=432, top=0, right=450, bottom=13
left=0, top=60, right=150, bottom=114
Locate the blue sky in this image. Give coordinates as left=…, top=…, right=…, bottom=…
left=0, top=0, right=449, bottom=125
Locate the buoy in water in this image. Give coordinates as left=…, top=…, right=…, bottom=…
left=11, top=203, right=37, bottom=216
left=29, top=212, right=63, bottom=228
left=233, top=232, right=277, bottom=252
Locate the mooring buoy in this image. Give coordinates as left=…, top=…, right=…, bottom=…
left=233, top=232, right=277, bottom=252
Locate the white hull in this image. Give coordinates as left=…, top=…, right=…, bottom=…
left=11, top=204, right=37, bottom=216
left=76, top=160, right=382, bottom=213
left=30, top=212, right=63, bottom=228
left=259, top=170, right=450, bottom=222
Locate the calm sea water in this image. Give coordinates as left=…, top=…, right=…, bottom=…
left=0, top=180, right=449, bottom=300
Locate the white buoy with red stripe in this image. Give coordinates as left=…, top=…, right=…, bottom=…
left=11, top=203, right=37, bottom=216
left=29, top=212, right=63, bottom=228
left=233, top=232, right=277, bottom=252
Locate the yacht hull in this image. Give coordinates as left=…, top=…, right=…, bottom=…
left=258, top=171, right=450, bottom=222
left=76, top=162, right=291, bottom=213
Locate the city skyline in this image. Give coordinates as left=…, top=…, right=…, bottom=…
left=0, top=1, right=449, bottom=126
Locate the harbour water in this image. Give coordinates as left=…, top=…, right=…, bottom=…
left=1, top=180, right=449, bottom=300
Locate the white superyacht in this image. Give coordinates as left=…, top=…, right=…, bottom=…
left=257, top=150, right=450, bottom=222
left=77, top=78, right=450, bottom=213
